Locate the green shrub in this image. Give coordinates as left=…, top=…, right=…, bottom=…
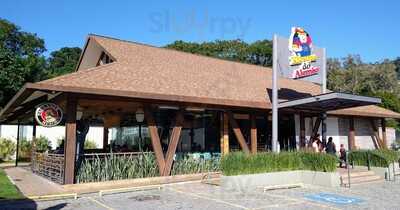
left=0, top=138, right=16, bottom=161
left=349, top=149, right=400, bottom=167
left=171, top=157, right=220, bottom=175
left=221, top=152, right=337, bottom=176
left=84, top=140, right=98, bottom=149
left=35, top=136, right=51, bottom=152
left=301, top=152, right=338, bottom=172
left=19, top=138, right=32, bottom=161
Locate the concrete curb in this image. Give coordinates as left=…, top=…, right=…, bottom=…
left=221, top=170, right=340, bottom=191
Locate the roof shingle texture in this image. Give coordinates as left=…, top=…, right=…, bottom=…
left=38, top=35, right=322, bottom=108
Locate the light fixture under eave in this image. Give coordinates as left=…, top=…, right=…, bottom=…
left=135, top=108, right=145, bottom=123
left=158, top=105, right=179, bottom=110
left=185, top=107, right=205, bottom=112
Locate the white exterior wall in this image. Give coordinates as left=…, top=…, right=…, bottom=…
left=294, top=116, right=395, bottom=150
left=0, top=125, right=104, bottom=149
left=294, top=116, right=340, bottom=151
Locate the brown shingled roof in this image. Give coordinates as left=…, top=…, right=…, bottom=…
left=36, top=34, right=322, bottom=109
left=328, top=105, right=400, bottom=119
left=22, top=35, right=400, bottom=119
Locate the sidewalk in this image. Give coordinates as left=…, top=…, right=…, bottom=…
left=3, top=166, right=220, bottom=197
left=4, top=167, right=67, bottom=197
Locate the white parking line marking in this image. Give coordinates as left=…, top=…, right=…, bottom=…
left=168, top=187, right=249, bottom=210
left=251, top=200, right=305, bottom=210
left=87, top=197, right=115, bottom=210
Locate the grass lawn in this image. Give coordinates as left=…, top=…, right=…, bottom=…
left=0, top=168, right=23, bottom=200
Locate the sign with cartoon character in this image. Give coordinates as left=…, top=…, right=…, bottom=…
left=288, top=27, right=319, bottom=79
left=35, top=103, right=63, bottom=127
left=275, top=27, right=325, bottom=85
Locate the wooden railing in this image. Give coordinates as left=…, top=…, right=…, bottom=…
left=82, top=152, right=153, bottom=160
left=31, top=152, right=65, bottom=184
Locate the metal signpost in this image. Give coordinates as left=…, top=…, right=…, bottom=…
left=272, top=27, right=326, bottom=152
left=272, top=34, right=278, bottom=152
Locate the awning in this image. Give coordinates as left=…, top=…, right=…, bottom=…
left=278, top=92, right=381, bottom=112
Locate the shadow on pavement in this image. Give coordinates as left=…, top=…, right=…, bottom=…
left=0, top=198, right=38, bottom=210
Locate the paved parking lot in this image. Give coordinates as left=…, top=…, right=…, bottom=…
left=1, top=179, right=400, bottom=210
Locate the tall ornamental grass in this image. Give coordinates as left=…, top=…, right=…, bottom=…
left=221, top=152, right=337, bottom=176
left=76, top=153, right=158, bottom=183
left=171, top=157, right=220, bottom=175
left=76, top=153, right=221, bottom=183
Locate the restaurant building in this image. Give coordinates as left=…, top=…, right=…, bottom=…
left=0, top=34, right=399, bottom=184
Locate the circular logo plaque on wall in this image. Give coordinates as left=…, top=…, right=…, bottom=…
left=35, top=103, right=63, bottom=127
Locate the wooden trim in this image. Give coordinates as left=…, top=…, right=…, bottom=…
left=299, top=114, right=306, bottom=148
left=227, top=112, right=250, bottom=153
left=31, top=120, right=37, bottom=157
left=369, top=119, right=384, bottom=149
left=348, top=117, right=356, bottom=150
left=144, top=107, right=165, bottom=175
left=15, top=122, right=20, bottom=167
left=250, top=114, right=257, bottom=154
left=162, top=111, right=184, bottom=176
left=220, top=112, right=229, bottom=155
left=381, top=118, right=387, bottom=149
left=74, top=36, right=91, bottom=71
left=309, top=117, right=321, bottom=146
left=64, top=95, right=77, bottom=184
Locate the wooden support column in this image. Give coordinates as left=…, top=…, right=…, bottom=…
left=15, top=121, right=20, bottom=167
left=31, top=120, right=37, bottom=166
left=309, top=117, right=321, bottom=147
left=144, top=107, right=165, bottom=175
left=103, top=127, right=109, bottom=151
left=348, top=117, right=356, bottom=150
left=220, top=112, right=229, bottom=155
left=381, top=118, right=387, bottom=149
left=162, top=111, right=184, bottom=176
left=64, top=95, right=77, bottom=184
left=227, top=112, right=250, bottom=153
left=299, top=114, right=306, bottom=148
left=250, top=114, right=257, bottom=154
left=369, top=119, right=384, bottom=149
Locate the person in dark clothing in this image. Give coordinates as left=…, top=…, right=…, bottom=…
left=339, top=144, right=347, bottom=168
left=325, top=137, right=336, bottom=156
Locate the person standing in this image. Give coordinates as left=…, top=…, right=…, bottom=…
left=339, top=144, right=347, bottom=168
left=325, top=137, right=336, bottom=156
left=312, top=138, right=319, bottom=153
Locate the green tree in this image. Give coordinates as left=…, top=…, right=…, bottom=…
left=165, top=39, right=272, bottom=67
left=327, top=55, right=399, bottom=96
left=0, top=18, right=46, bottom=108
left=393, top=57, right=400, bottom=79
left=45, top=47, right=81, bottom=78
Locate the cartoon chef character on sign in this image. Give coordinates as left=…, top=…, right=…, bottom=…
left=289, top=27, right=312, bottom=57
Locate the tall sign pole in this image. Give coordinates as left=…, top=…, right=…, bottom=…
left=321, top=48, right=327, bottom=145
left=272, top=34, right=278, bottom=152
left=321, top=48, right=327, bottom=93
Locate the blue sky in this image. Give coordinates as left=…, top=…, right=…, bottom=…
left=2, top=0, right=399, bottom=62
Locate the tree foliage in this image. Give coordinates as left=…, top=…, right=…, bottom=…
left=0, top=19, right=81, bottom=108
left=45, top=47, right=82, bottom=78
left=327, top=55, right=398, bottom=96
left=165, top=39, right=272, bottom=67
left=0, top=18, right=46, bottom=107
